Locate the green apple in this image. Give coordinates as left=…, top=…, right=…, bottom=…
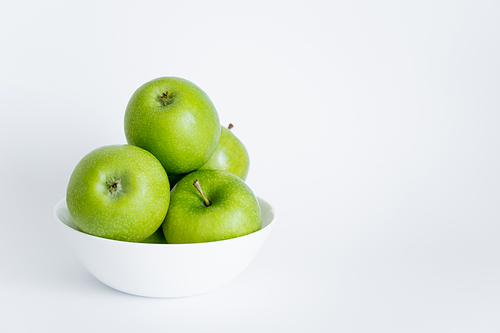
left=163, top=169, right=262, bottom=244
left=124, top=77, right=221, bottom=175
left=141, top=226, right=168, bottom=244
left=199, top=124, right=250, bottom=180
left=66, top=144, right=170, bottom=242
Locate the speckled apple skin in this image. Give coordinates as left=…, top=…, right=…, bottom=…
left=163, top=170, right=262, bottom=244
left=66, top=145, right=170, bottom=242
left=199, top=126, right=250, bottom=180
left=124, top=77, right=221, bottom=175
left=141, top=226, right=168, bottom=244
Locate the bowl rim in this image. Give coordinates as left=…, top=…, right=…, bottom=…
left=53, top=196, right=276, bottom=247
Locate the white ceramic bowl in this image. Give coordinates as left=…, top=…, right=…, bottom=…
left=53, top=197, right=275, bottom=298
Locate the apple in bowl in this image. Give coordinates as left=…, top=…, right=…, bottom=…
left=198, top=124, right=250, bottom=180
left=66, top=144, right=170, bottom=243
left=164, top=169, right=261, bottom=244
left=124, top=77, right=221, bottom=176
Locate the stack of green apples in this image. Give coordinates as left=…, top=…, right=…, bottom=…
left=66, top=77, right=262, bottom=244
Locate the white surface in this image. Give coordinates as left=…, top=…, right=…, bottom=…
left=1, top=0, right=499, bottom=332
left=53, top=197, right=275, bottom=298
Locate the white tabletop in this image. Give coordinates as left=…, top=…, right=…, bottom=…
left=1, top=1, right=499, bottom=332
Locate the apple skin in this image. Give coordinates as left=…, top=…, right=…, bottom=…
left=163, top=169, right=262, bottom=244
left=141, top=226, right=168, bottom=244
left=124, top=77, right=221, bottom=175
left=66, top=144, right=170, bottom=242
left=198, top=125, right=250, bottom=180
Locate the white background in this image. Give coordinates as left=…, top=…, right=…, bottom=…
left=1, top=0, right=499, bottom=332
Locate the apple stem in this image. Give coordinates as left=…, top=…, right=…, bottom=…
left=107, top=178, right=121, bottom=195
left=159, top=91, right=173, bottom=106
left=228, top=123, right=233, bottom=130
left=193, top=179, right=211, bottom=207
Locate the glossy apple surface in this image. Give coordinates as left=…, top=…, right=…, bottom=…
left=141, top=226, right=168, bottom=244
left=66, top=144, right=170, bottom=242
left=199, top=124, right=250, bottom=180
left=124, top=77, right=220, bottom=175
left=163, top=170, right=262, bottom=244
